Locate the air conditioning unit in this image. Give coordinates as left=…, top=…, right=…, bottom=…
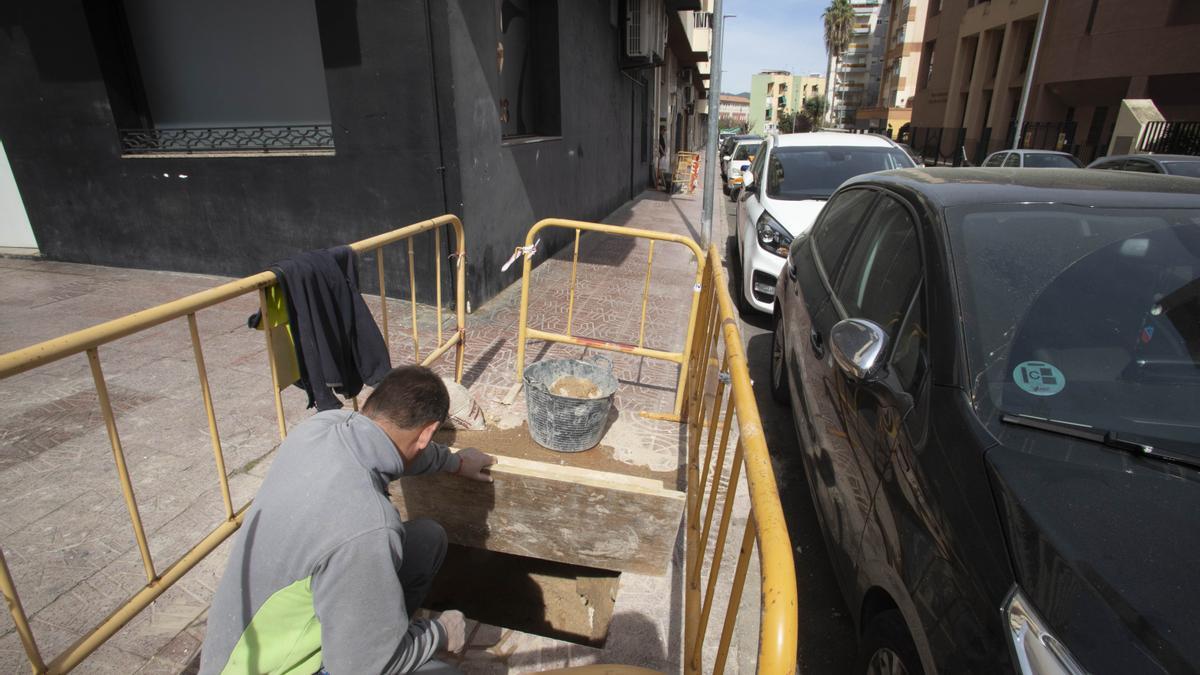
left=625, top=0, right=664, bottom=61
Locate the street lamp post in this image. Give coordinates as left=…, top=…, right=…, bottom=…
left=700, top=9, right=732, bottom=249
left=1012, top=0, right=1050, bottom=149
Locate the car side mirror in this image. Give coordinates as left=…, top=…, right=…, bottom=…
left=830, top=318, right=888, bottom=381
left=742, top=172, right=754, bottom=188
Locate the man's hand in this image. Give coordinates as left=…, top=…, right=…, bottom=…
left=453, top=447, right=496, bottom=482
left=437, top=609, right=466, bottom=653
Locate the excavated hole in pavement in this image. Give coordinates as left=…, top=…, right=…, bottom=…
left=425, top=544, right=620, bottom=647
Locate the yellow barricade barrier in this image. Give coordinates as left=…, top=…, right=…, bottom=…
left=0, top=215, right=466, bottom=674
left=513, top=219, right=798, bottom=673
left=514, top=218, right=706, bottom=421
left=679, top=245, right=798, bottom=674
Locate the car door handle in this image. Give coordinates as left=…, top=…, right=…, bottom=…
left=810, top=329, right=825, bottom=358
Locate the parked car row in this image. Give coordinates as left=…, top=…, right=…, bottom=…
left=723, top=138, right=761, bottom=200
left=733, top=138, right=1199, bottom=315
left=722, top=130, right=1200, bottom=674
left=719, top=134, right=760, bottom=179
left=732, top=132, right=917, bottom=313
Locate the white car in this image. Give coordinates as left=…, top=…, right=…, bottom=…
left=723, top=140, right=761, bottom=199
left=981, top=149, right=1083, bottom=168
left=733, top=132, right=916, bottom=313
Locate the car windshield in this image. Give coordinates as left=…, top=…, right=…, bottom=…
left=1162, top=161, right=1200, bottom=178
left=949, top=204, right=1200, bottom=454
left=732, top=143, right=756, bottom=161
left=1023, top=153, right=1082, bottom=168
left=767, top=146, right=913, bottom=200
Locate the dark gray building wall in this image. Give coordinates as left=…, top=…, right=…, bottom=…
left=441, top=0, right=652, bottom=302
left=0, top=1, right=450, bottom=290
left=0, top=0, right=651, bottom=307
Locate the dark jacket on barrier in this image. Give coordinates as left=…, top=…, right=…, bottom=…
left=272, top=246, right=391, bottom=410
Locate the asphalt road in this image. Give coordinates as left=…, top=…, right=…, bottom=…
left=720, top=195, right=859, bottom=673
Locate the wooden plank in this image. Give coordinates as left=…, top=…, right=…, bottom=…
left=390, top=452, right=686, bottom=576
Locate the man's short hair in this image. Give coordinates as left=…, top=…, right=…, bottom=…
left=362, top=365, right=449, bottom=430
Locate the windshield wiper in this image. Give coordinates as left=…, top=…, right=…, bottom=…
left=1000, top=412, right=1200, bottom=472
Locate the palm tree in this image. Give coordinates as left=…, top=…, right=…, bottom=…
left=822, top=0, right=855, bottom=128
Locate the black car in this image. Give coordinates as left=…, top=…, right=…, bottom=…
left=770, top=168, right=1200, bottom=674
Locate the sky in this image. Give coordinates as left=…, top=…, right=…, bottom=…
left=715, top=1, right=830, bottom=96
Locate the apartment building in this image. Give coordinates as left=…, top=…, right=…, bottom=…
left=856, top=0, right=931, bottom=134
left=909, top=0, right=1200, bottom=163
left=749, top=71, right=827, bottom=134
left=719, top=95, right=751, bottom=126
left=831, top=0, right=888, bottom=126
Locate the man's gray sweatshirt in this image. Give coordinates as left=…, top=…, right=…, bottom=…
left=199, top=410, right=463, bottom=674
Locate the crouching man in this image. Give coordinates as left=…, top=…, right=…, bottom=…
left=200, top=365, right=495, bottom=674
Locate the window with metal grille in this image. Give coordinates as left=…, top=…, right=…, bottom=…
left=87, top=0, right=336, bottom=157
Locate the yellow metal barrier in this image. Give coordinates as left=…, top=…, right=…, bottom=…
left=514, top=218, right=706, bottom=421
left=0, top=215, right=467, bottom=674
left=678, top=244, right=799, bottom=674
left=514, top=219, right=797, bottom=673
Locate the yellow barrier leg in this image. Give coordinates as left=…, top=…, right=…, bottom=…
left=694, top=441, right=746, bottom=668
left=567, top=229, right=580, bottom=336
left=0, top=546, right=45, bottom=674
left=87, top=348, right=157, bottom=584
left=637, top=241, right=656, bottom=348
left=453, top=222, right=467, bottom=382
left=187, top=313, right=235, bottom=521
left=435, top=227, right=444, bottom=346
left=407, top=238, right=420, bottom=361
left=712, top=519, right=757, bottom=675
left=377, top=248, right=389, bottom=358
left=258, top=288, right=288, bottom=441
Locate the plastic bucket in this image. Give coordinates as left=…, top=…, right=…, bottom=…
left=523, top=355, right=618, bottom=452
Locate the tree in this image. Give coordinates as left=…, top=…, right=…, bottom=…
left=801, top=96, right=829, bottom=130
left=822, top=0, right=855, bottom=128
left=777, top=112, right=796, bottom=134
left=717, top=115, right=746, bottom=133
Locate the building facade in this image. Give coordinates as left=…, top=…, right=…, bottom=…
left=909, top=0, right=1200, bottom=164
left=856, top=0, right=930, bottom=134
left=0, top=0, right=709, bottom=306
left=749, top=71, right=827, bottom=134
left=831, top=0, right=888, bottom=127
left=719, top=95, right=750, bottom=126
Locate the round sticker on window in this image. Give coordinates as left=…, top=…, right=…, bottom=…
left=1012, top=361, right=1066, bottom=396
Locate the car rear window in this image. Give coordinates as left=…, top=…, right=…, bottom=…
left=732, top=143, right=757, bottom=161
left=1162, top=161, right=1200, bottom=178
left=766, top=146, right=913, bottom=200
left=1023, top=153, right=1082, bottom=168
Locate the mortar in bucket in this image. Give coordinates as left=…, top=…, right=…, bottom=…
left=523, top=355, right=618, bottom=452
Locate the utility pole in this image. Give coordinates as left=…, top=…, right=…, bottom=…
left=1012, top=0, right=1050, bottom=149
left=699, top=0, right=724, bottom=250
